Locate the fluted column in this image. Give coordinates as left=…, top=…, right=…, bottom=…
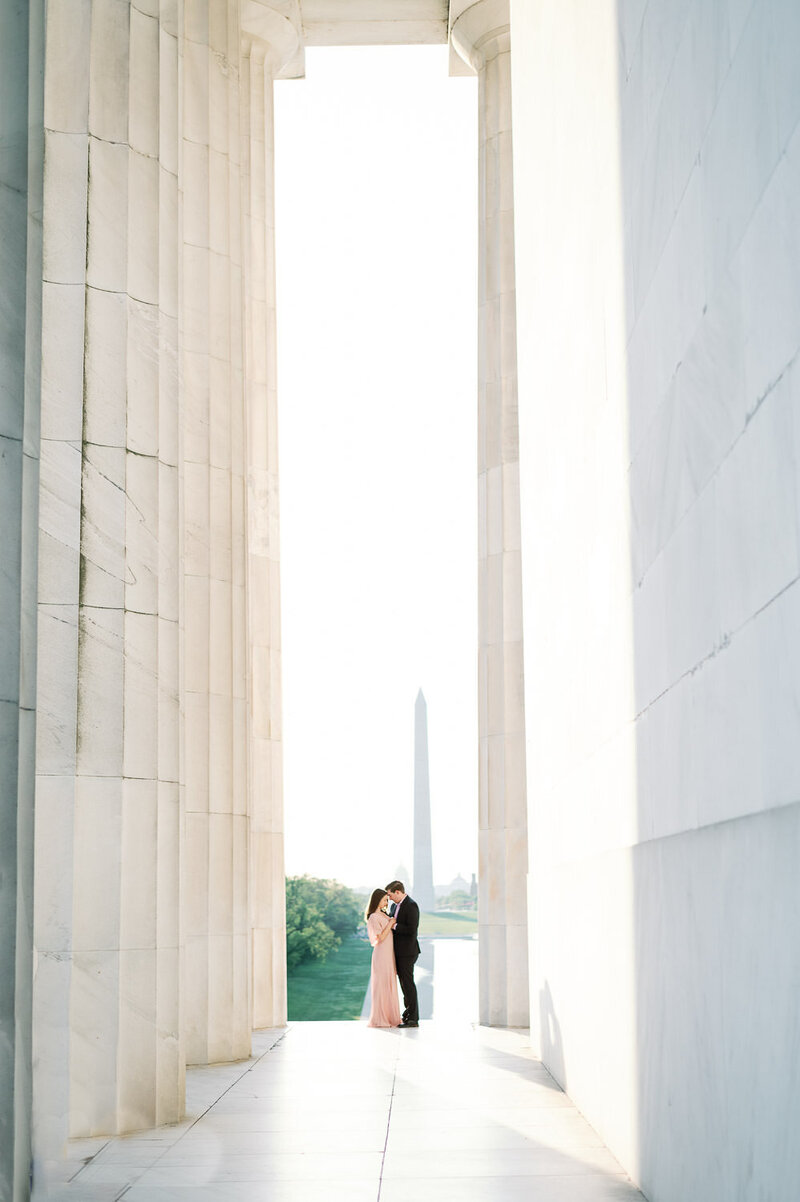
left=31, top=0, right=182, bottom=1171
left=239, top=1, right=299, bottom=1032
left=451, top=0, right=529, bottom=1027
left=181, top=0, right=251, bottom=1065
left=0, top=2, right=44, bottom=1196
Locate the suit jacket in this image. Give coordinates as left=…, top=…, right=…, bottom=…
left=392, top=895, right=421, bottom=961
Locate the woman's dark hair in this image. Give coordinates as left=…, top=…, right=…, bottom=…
left=365, top=888, right=387, bottom=920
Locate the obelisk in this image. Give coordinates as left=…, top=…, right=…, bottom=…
left=413, top=690, right=435, bottom=911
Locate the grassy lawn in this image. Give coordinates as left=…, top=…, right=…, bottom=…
left=287, top=935, right=373, bottom=1021
left=419, top=911, right=478, bottom=937
left=287, top=916, right=478, bottom=1021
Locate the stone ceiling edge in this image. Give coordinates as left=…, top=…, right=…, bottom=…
left=449, top=0, right=509, bottom=73
left=242, top=0, right=305, bottom=77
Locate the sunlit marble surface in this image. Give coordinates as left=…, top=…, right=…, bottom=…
left=45, top=1020, right=645, bottom=1201
left=511, top=1, right=800, bottom=1198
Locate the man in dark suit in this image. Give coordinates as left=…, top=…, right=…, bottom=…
left=385, top=880, right=420, bottom=1027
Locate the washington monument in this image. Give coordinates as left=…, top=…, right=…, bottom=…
left=413, top=690, right=435, bottom=911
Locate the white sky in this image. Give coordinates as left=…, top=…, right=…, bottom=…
left=275, top=45, right=478, bottom=893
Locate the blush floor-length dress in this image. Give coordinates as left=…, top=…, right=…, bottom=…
left=366, top=912, right=401, bottom=1028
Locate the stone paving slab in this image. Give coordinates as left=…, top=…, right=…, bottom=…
left=45, top=1022, right=647, bottom=1201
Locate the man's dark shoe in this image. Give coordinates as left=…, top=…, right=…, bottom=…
left=399, top=1020, right=419, bottom=1028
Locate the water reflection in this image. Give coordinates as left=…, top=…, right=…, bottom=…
left=362, top=936, right=478, bottom=1023
left=415, top=941, right=435, bottom=1018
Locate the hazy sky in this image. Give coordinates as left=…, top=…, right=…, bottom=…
left=275, top=46, right=478, bottom=892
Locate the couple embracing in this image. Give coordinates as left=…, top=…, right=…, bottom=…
left=365, top=880, right=420, bottom=1029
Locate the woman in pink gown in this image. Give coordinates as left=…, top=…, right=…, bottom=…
left=365, top=889, right=401, bottom=1028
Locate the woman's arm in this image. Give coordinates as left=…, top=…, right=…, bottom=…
left=368, top=914, right=395, bottom=946
left=377, top=918, right=396, bottom=943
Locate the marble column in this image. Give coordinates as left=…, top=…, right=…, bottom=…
left=181, top=0, right=251, bottom=1066
left=239, top=0, right=300, bottom=1032
left=32, top=0, right=182, bottom=1168
left=451, top=0, right=529, bottom=1028
left=0, top=3, right=44, bottom=1196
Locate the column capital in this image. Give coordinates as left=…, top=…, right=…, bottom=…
left=241, top=0, right=304, bottom=77
left=450, top=0, right=509, bottom=74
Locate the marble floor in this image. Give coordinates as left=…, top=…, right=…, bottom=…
left=50, top=1018, right=646, bottom=1202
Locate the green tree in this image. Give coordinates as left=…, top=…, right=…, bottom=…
left=285, top=876, right=365, bottom=970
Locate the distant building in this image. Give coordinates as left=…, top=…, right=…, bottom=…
left=434, top=872, right=477, bottom=900
left=393, top=863, right=410, bottom=888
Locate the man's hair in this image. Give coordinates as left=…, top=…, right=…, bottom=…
left=385, top=880, right=404, bottom=894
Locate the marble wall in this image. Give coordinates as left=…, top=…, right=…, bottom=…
left=0, top=4, right=44, bottom=1197
left=511, top=0, right=800, bottom=1198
